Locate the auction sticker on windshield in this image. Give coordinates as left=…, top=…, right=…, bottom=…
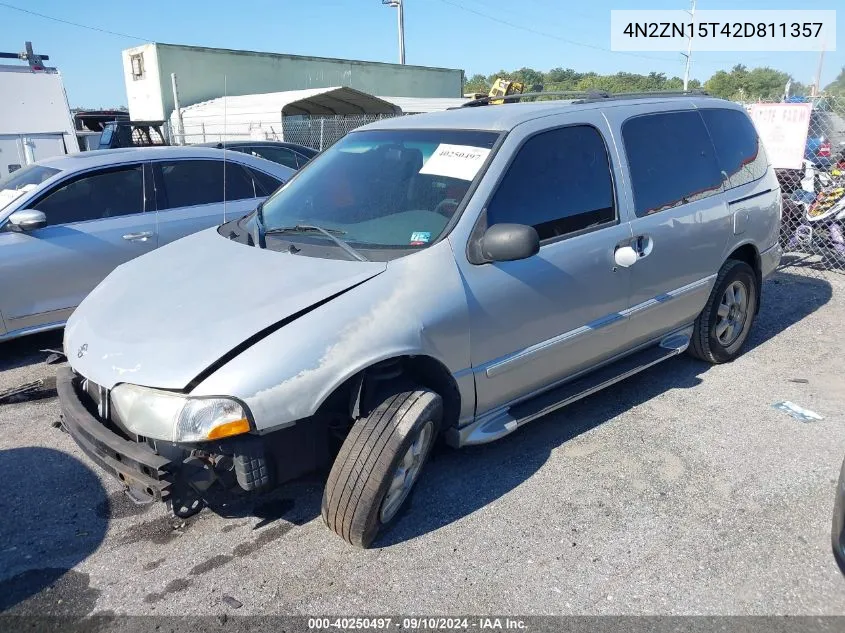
left=419, top=144, right=492, bottom=181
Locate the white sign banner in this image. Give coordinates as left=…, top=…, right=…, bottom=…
left=749, top=103, right=812, bottom=170
left=419, top=144, right=491, bottom=181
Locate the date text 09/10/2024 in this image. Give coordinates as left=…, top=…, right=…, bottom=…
left=307, top=617, right=528, bottom=630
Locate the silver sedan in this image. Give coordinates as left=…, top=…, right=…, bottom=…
left=0, top=146, right=292, bottom=341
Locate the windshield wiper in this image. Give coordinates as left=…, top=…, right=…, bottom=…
left=265, top=224, right=368, bottom=262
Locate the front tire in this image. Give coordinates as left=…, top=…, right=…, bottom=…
left=322, top=386, right=442, bottom=548
left=689, top=259, right=758, bottom=364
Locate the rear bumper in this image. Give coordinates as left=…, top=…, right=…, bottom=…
left=761, top=242, right=782, bottom=280
left=56, top=367, right=171, bottom=502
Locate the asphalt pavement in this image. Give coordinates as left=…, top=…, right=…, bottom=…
left=1, top=269, right=844, bottom=616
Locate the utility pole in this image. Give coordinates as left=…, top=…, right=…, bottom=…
left=811, top=43, right=826, bottom=97
left=682, top=0, right=696, bottom=90
left=382, top=0, right=406, bottom=64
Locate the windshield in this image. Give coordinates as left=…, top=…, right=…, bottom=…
left=259, top=129, right=500, bottom=250
left=0, top=164, right=61, bottom=211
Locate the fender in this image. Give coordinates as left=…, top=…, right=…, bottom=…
left=190, top=241, right=473, bottom=433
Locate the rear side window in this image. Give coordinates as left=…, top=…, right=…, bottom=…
left=32, top=166, right=144, bottom=226
left=700, top=108, right=768, bottom=189
left=622, top=111, right=723, bottom=217
left=245, top=167, right=284, bottom=195
left=487, top=125, right=616, bottom=241
left=246, top=146, right=300, bottom=170
left=157, top=160, right=256, bottom=209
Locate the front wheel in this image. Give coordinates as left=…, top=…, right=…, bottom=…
left=322, top=386, right=442, bottom=548
left=688, top=259, right=758, bottom=364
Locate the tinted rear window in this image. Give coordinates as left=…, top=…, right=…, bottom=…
left=700, top=108, right=768, bottom=189
left=246, top=167, right=284, bottom=195
left=157, top=160, right=256, bottom=209
left=622, top=110, right=723, bottom=217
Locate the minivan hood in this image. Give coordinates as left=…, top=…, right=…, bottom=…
left=64, top=228, right=387, bottom=390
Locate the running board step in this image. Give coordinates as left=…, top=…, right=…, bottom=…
left=456, top=333, right=689, bottom=446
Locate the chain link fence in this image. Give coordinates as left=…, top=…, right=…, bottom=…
left=748, top=96, right=845, bottom=275
left=282, top=114, right=400, bottom=150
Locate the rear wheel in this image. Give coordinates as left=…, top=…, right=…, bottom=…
left=689, top=259, right=758, bottom=364
left=322, top=386, right=442, bottom=548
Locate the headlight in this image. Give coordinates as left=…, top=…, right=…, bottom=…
left=110, top=383, right=251, bottom=443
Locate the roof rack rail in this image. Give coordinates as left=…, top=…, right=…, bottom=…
left=459, top=89, right=710, bottom=108
left=572, top=89, right=710, bottom=104
left=460, top=91, right=606, bottom=108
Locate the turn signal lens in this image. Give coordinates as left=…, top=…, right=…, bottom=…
left=206, top=417, right=251, bottom=440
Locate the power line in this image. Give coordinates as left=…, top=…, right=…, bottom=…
left=432, top=0, right=679, bottom=64
left=436, top=0, right=771, bottom=68
left=0, top=2, right=149, bottom=41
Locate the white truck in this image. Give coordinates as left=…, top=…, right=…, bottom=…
left=0, top=42, right=79, bottom=179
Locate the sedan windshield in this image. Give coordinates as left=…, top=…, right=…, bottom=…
left=0, top=164, right=61, bottom=211
left=260, top=129, right=499, bottom=250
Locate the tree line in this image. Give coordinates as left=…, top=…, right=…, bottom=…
left=464, top=65, right=845, bottom=101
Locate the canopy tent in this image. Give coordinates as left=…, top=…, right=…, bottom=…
left=174, top=86, right=401, bottom=144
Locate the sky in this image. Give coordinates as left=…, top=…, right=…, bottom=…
left=0, top=0, right=842, bottom=108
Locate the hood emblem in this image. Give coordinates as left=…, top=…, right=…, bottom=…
left=77, top=343, right=89, bottom=359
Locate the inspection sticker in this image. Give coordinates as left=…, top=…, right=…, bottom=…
left=409, top=231, right=431, bottom=245
left=419, top=144, right=491, bottom=181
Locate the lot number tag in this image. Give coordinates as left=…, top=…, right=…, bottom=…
left=419, top=144, right=491, bottom=181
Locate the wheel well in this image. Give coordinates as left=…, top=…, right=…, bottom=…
left=727, top=243, right=762, bottom=312
left=317, top=355, right=462, bottom=433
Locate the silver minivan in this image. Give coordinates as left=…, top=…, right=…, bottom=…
left=58, top=93, right=782, bottom=547
left=0, top=147, right=291, bottom=341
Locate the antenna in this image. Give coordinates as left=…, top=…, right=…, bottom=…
left=223, top=75, right=227, bottom=224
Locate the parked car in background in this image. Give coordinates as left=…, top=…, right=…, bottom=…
left=199, top=140, right=318, bottom=170
left=59, top=94, right=781, bottom=547
left=806, top=108, right=845, bottom=168
left=73, top=109, right=130, bottom=152
left=0, top=146, right=292, bottom=341
left=98, top=120, right=169, bottom=150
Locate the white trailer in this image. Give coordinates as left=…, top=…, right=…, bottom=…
left=0, top=60, right=79, bottom=178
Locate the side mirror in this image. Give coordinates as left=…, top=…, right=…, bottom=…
left=480, top=223, right=540, bottom=262
left=7, top=209, right=47, bottom=232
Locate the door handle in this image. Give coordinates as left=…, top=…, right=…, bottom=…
left=613, top=235, right=654, bottom=269
left=633, top=235, right=654, bottom=258
left=122, top=231, right=153, bottom=242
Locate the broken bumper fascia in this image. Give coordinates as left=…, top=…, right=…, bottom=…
left=56, top=366, right=172, bottom=502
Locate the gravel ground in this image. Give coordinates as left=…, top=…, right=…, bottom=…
left=0, top=269, right=843, bottom=617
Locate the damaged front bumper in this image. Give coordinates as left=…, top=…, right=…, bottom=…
left=57, top=366, right=172, bottom=502
left=57, top=367, right=330, bottom=511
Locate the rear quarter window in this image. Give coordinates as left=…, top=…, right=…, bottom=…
left=622, top=110, right=723, bottom=217
left=700, top=108, right=768, bottom=189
